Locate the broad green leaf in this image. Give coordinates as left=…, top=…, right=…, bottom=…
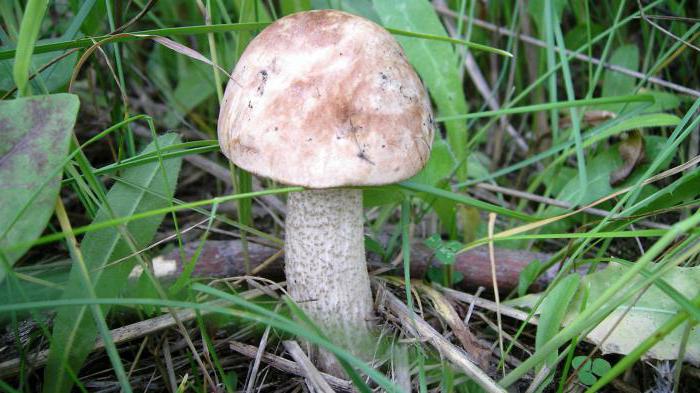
left=164, top=61, right=218, bottom=128
left=591, top=358, right=611, bottom=376
left=373, top=0, right=469, bottom=175
left=626, top=89, right=681, bottom=114
left=601, top=45, right=639, bottom=113
left=410, top=139, right=460, bottom=232
left=508, top=264, right=700, bottom=363
left=535, top=274, right=580, bottom=369
left=555, top=149, right=620, bottom=206
left=571, top=355, right=592, bottom=372
left=44, top=134, right=182, bottom=393
left=578, top=371, right=597, bottom=386
left=410, top=138, right=456, bottom=185
left=572, top=264, right=700, bottom=363
left=0, top=94, right=79, bottom=282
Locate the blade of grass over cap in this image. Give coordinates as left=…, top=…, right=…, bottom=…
left=436, top=94, right=654, bottom=122
left=385, top=27, right=512, bottom=57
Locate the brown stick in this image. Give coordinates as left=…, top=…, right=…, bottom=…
left=157, top=240, right=553, bottom=293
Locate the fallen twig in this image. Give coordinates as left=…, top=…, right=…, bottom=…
left=376, top=283, right=507, bottom=393
left=229, top=341, right=354, bottom=392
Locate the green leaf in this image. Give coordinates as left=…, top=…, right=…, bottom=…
left=601, top=45, right=639, bottom=113
left=364, top=235, right=385, bottom=257
left=626, top=89, right=681, bottom=114
left=424, top=235, right=462, bottom=265
left=578, top=371, right=597, bottom=386
left=591, top=358, right=611, bottom=376
left=373, top=0, right=469, bottom=176
left=535, top=274, right=580, bottom=369
left=164, top=61, right=217, bottom=128
left=0, top=94, right=79, bottom=282
left=569, top=264, right=700, bottom=363
left=44, top=134, right=183, bottom=393
left=518, top=260, right=542, bottom=297
left=410, top=139, right=461, bottom=231
left=410, top=138, right=456, bottom=186
left=425, top=233, right=443, bottom=250
left=571, top=355, right=591, bottom=372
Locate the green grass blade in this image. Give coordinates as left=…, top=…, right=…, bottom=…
left=385, top=27, right=512, bottom=57
left=400, top=181, right=536, bottom=222
left=436, top=94, right=654, bottom=122
left=12, top=0, right=48, bottom=96
left=535, top=274, right=580, bottom=371
left=0, top=22, right=270, bottom=60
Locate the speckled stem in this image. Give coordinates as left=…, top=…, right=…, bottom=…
left=285, top=188, right=374, bottom=374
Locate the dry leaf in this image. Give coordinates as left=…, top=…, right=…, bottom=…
left=559, top=110, right=617, bottom=129
left=610, top=130, right=645, bottom=186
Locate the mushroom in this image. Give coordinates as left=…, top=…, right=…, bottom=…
left=217, top=10, right=433, bottom=372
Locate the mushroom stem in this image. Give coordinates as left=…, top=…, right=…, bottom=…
left=285, top=188, right=374, bottom=373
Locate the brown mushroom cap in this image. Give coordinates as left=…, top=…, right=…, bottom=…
left=218, top=10, right=434, bottom=188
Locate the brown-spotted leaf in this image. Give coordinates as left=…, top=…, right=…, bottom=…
left=0, top=94, right=79, bottom=282
left=610, top=130, right=645, bottom=186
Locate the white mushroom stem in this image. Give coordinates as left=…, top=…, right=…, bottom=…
left=285, top=188, right=374, bottom=372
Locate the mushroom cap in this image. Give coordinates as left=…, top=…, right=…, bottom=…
left=218, top=10, right=434, bottom=188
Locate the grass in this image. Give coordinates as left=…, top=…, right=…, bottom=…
left=1, top=0, right=699, bottom=392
